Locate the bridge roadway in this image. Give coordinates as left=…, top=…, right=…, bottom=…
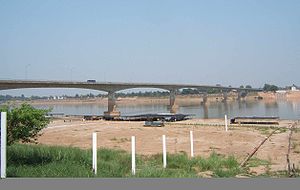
left=0, top=80, right=261, bottom=118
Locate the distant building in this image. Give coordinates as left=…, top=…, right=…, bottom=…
left=291, top=85, right=298, bottom=91
left=48, top=96, right=65, bottom=100
left=57, top=96, right=65, bottom=100
left=276, top=90, right=286, bottom=94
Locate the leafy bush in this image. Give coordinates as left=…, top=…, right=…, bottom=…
left=0, top=103, right=50, bottom=145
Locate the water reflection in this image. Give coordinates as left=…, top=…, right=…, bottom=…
left=224, top=101, right=229, bottom=114
left=238, top=100, right=242, bottom=109
left=203, top=104, right=208, bottom=119
left=264, top=101, right=278, bottom=109
left=34, top=99, right=300, bottom=120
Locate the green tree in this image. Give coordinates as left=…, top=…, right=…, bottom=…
left=245, top=85, right=252, bottom=89
left=263, top=84, right=279, bottom=92
left=0, top=103, right=51, bottom=145
left=207, top=88, right=220, bottom=94
left=181, top=88, right=199, bottom=95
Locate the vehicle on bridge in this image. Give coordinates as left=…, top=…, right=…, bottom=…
left=87, top=80, right=96, bottom=83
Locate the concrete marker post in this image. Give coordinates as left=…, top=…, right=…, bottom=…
left=1, top=112, right=7, bottom=179
left=162, top=135, right=167, bottom=168
left=225, top=115, right=228, bottom=132
left=131, top=136, right=136, bottom=175
left=190, top=131, right=194, bottom=158
left=92, top=132, right=97, bottom=175
left=92, top=133, right=94, bottom=172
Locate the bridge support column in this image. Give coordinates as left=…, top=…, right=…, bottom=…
left=222, top=91, right=228, bottom=102
left=201, top=92, right=208, bottom=105
left=201, top=92, right=208, bottom=118
left=198, top=92, right=209, bottom=118
left=169, top=89, right=178, bottom=113
left=237, top=91, right=247, bottom=101
left=237, top=91, right=241, bottom=101
left=104, top=91, right=120, bottom=119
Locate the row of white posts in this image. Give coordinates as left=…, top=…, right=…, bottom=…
left=92, top=115, right=229, bottom=175
left=91, top=133, right=176, bottom=175
left=0, top=112, right=228, bottom=178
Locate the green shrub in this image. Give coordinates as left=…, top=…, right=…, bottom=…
left=0, top=103, right=50, bottom=145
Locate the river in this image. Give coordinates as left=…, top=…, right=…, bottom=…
left=34, top=99, right=300, bottom=120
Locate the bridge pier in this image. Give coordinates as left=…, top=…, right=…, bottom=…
left=201, top=92, right=208, bottom=105
left=199, top=92, right=209, bottom=118
left=222, top=91, right=228, bottom=102
left=104, top=91, right=120, bottom=119
left=237, top=91, right=241, bottom=101
left=169, top=89, right=178, bottom=113
left=237, top=91, right=247, bottom=101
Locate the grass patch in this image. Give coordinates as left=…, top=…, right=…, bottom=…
left=292, top=142, right=298, bottom=150
left=119, top=138, right=130, bottom=143
left=246, top=157, right=271, bottom=167
left=256, top=127, right=272, bottom=135
left=8, top=144, right=245, bottom=178
left=8, top=144, right=94, bottom=177
left=294, top=128, right=300, bottom=133
left=243, top=157, right=274, bottom=177
left=194, top=152, right=243, bottom=177
left=250, top=126, right=287, bottom=136
left=277, top=128, right=287, bottom=133
left=110, top=137, right=130, bottom=143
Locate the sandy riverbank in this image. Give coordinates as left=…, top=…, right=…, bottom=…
left=36, top=118, right=300, bottom=175
left=18, top=94, right=261, bottom=106
left=258, top=91, right=300, bottom=100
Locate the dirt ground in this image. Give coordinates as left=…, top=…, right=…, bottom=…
left=37, top=118, right=300, bottom=175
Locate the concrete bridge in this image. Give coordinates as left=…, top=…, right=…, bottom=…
left=0, top=80, right=261, bottom=118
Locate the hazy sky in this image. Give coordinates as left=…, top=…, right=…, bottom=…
left=1, top=0, right=300, bottom=96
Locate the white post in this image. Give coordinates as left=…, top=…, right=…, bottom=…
left=1, top=112, right=7, bottom=179
left=225, top=115, right=228, bottom=132
left=92, top=132, right=97, bottom=175
left=190, top=131, right=194, bottom=158
left=162, top=135, right=167, bottom=168
left=131, top=136, right=136, bottom=175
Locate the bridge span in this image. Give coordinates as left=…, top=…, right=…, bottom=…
left=0, top=80, right=261, bottom=118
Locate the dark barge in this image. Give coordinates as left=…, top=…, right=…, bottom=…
left=50, top=113, right=193, bottom=122
left=230, top=116, right=279, bottom=125
left=106, top=113, right=193, bottom=122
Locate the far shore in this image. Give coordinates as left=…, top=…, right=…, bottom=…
left=11, top=93, right=261, bottom=106
left=6, top=91, right=300, bottom=106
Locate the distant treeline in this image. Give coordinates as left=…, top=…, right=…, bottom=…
left=0, top=94, right=48, bottom=102
left=0, top=89, right=225, bottom=101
